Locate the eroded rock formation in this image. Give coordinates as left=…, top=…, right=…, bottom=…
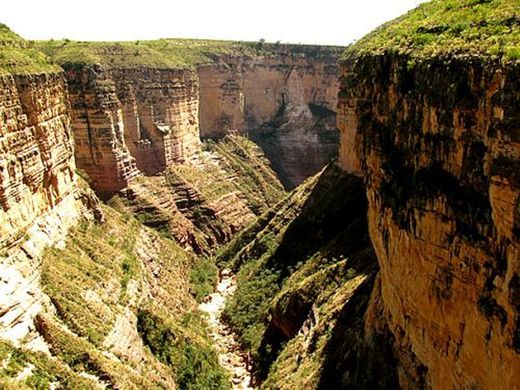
left=64, top=66, right=200, bottom=196
left=47, top=43, right=341, bottom=196
left=0, top=71, right=77, bottom=249
left=338, top=38, right=520, bottom=390
left=199, top=49, right=340, bottom=188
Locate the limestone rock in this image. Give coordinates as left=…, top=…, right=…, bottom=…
left=339, top=52, right=520, bottom=388
left=199, top=52, right=340, bottom=188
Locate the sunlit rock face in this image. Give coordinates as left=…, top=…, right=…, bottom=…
left=0, top=72, right=78, bottom=249
left=64, top=66, right=200, bottom=197
left=339, top=52, right=520, bottom=388
left=59, top=45, right=341, bottom=195
left=198, top=49, right=341, bottom=188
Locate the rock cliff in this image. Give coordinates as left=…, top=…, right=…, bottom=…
left=199, top=48, right=341, bottom=188
left=40, top=41, right=342, bottom=194
left=0, top=64, right=77, bottom=250
left=63, top=65, right=200, bottom=197
left=338, top=0, right=520, bottom=387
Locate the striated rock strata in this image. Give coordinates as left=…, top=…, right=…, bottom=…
left=64, top=65, right=200, bottom=196
left=339, top=42, right=520, bottom=390
left=118, top=135, right=285, bottom=254
left=199, top=50, right=341, bottom=188
left=46, top=43, right=342, bottom=196
left=0, top=71, right=77, bottom=250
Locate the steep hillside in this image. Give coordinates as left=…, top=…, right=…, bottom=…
left=2, top=205, right=229, bottom=389
left=116, top=134, right=286, bottom=254
left=338, top=0, right=520, bottom=387
left=218, top=164, right=379, bottom=387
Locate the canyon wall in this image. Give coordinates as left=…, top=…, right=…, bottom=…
left=64, top=65, right=200, bottom=197
left=199, top=49, right=341, bottom=188
left=49, top=44, right=341, bottom=196
left=339, top=45, right=520, bottom=390
left=0, top=71, right=78, bottom=249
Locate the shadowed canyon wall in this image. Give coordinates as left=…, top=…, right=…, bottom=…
left=338, top=47, right=520, bottom=390
left=199, top=50, right=340, bottom=188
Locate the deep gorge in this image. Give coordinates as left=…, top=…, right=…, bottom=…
left=1, top=0, right=519, bottom=388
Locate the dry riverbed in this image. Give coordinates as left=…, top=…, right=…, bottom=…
left=198, top=269, right=254, bottom=390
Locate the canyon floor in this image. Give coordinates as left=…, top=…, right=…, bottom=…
left=199, top=269, right=254, bottom=390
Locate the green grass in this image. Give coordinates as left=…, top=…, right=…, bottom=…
left=38, top=202, right=234, bottom=388
left=189, top=257, right=218, bottom=303
left=137, top=307, right=229, bottom=390
left=220, top=173, right=320, bottom=355
left=0, top=340, right=95, bottom=389
left=0, top=23, right=59, bottom=75
left=219, top=165, right=376, bottom=381
left=37, top=38, right=343, bottom=70
left=210, top=135, right=286, bottom=213
left=41, top=208, right=143, bottom=344
left=344, top=0, right=520, bottom=61
left=0, top=22, right=342, bottom=75
left=35, top=314, right=166, bottom=389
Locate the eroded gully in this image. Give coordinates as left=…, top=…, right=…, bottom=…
left=198, top=269, right=254, bottom=390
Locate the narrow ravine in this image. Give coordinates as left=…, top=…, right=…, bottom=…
left=199, top=269, right=254, bottom=390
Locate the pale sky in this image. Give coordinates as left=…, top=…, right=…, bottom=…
left=2, top=0, right=427, bottom=45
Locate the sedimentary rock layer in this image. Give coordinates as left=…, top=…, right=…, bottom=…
left=0, top=72, right=77, bottom=249
left=64, top=66, right=200, bottom=196
left=339, top=53, right=520, bottom=388
left=46, top=42, right=341, bottom=194
left=199, top=52, right=340, bottom=188
left=119, top=135, right=285, bottom=254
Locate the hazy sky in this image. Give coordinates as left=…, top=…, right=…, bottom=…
left=3, top=0, right=427, bottom=45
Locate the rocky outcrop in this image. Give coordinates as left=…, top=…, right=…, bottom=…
left=199, top=48, right=341, bottom=188
left=0, top=71, right=77, bottom=250
left=119, top=135, right=285, bottom=254
left=339, top=39, right=520, bottom=390
left=64, top=65, right=200, bottom=197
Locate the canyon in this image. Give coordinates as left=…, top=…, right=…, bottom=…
left=1, top=0, right=519, bottom=388
left=39, top=40, right=341, bottom=194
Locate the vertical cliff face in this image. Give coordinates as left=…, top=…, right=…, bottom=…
left=199, top=49, right=340, bottom=188
left=338, top=0, right=520, bottom=387
left=41, top=42, right=342, bottom=195
left=64, top=65, right=200, bottom=197
left=0, top=27, right=105, bottom=374
left=0, top=71, right=77, bottom=249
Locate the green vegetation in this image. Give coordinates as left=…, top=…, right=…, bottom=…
left=0, top=23, right=59, bottom=75
left=220, top=164, right=376, bottom=381
left=0, top=340, right=94, bottom=389
left=189, top=257, right=218, bottom=303
left=35, top=315, right=166, bottom=389
left=167, top=135, right=285, bottom=212
left=38, top=202, right=230, bottom=388
left=37, top=38, right=343, bottom=70
left=207, top=135, right=286, bottom=213
left=344, top=0, right=520, bottom=61
left=118, top=134, right=285, bottom=255
left=137, top=307, right=229, bottom=390
left=41, top=208, right=146, bottom=344
left=0, top=21, right=342, bottom=75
